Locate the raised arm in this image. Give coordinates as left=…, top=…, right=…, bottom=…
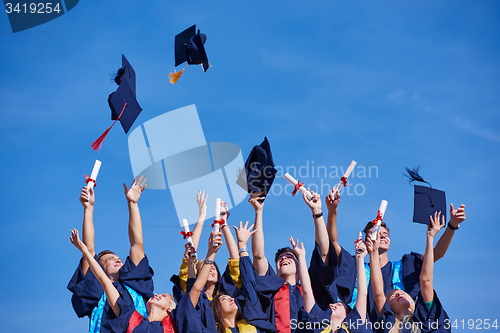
left=70, top=229, right=121, bottom=317
left=233, top=221, right=258, bottom=302
left=366, top=234, right=385, bottom=317
left=354, top=241, right=368, bottom=323
left=221, top=206, right=239, bottom=260
left=421, top=212, right=445, bottom=303
left=290, top=237, right=315, bottom=312
left=249, top=191, right=268, bottom=275
left=325, top=189, right=342, bottom=258
left=80, top=186, right=95, bottom=275
left=124, top=176, right=147, bottom=266
left=192, top=191, right=208, bottom=249
left=303, top=190, right=329, bottom=262
left=432, top=203, right=466, bottom=262
left=189, top=231, right=222, bottom=307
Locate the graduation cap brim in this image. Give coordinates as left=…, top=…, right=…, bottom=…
left=115, top=55, right=137, bottom=96
left=237, top=137, right=277, bottom=196
left=413, top=185, right=446, bottom=225
left=107, top=80, right=142, bottom=134
left=174, top=25, right=196, bottom=67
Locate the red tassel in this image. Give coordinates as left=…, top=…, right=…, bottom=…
left=90, top=102, right=128, bottom=151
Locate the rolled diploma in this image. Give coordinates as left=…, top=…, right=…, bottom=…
left=370, top=200, right=388, bottom=240
left=86, top=160, right=102, bottom=189
left=213, top=198, right=221, bottom=245
left=181, top=219, right=197, bottom=258
left=356, top=231, right=364, bottom=253
left=283, top=173, right=313, bottom=200
left=334, top=160, right=357, bottom=193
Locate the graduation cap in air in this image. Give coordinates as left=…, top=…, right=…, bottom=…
left=237, top=137, right=278, bottom=197
left=169, top=25, right=210, bottom=84
left=91, top=55, right=142, bottom=151
left=404, top=166, right=446, bottom=225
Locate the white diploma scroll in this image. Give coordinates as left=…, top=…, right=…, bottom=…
left=181, top=219, right=197, bottom=258
left=356, top=231, right=364, bottom=253
left=333, top=160, right=357, bottom=194
left=86, top=160, right=102, bottom=189
left=283, top=173, right=313, bottom=200
left=213, top=198, right=222, bottom=246
left=370, top=200, right=388, bottom=240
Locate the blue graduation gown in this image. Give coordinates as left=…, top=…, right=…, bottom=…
left=254, top=263, right=304, bottom=333
left=377, top=290, right=450, bottom=333
left=68, top=255, right=154, bottom=332
left=174, top=291, right=217, bottom=333
left=308, top=242, right=356, bottom=308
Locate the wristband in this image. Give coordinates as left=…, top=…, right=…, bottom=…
left=238, top=247, right=248, bottom=254
left=203, top=258, right=214, bottom=265
left=447, top=222, right=459, bottom=230
left=312, top=212, right=323, bottom=219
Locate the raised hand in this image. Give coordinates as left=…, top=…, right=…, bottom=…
left=449, top=203, right=466, bottom=228
left=79, top=186, right=95, bottom=207
left=248, top=191, right=265, bottom=211
left=208, top=231, right=223, bottom=256
left=196, top=190, right=208, bottom=217
left=69, top=229, right=88, bottom=253
left=124, top=176, right=147, bottom=203
left=303, top=190, right=321, bottom=211
left=325, top=188, right=341, bottom=211
left=233, top=221, right=257, bottom=245
left=428, top=211, right=445, bottom=238
left=289, top=236, right=306, bottom=259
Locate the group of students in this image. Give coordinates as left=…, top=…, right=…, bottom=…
left=68, top=177, right=466, bottom=333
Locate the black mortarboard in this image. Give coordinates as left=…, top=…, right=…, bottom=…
left=107, top=79, right=142, bottom=134
left=237, top=137, right=277, bottom=196
left=173, top=25, right=209, bottom=72
left=404, top=166, right=446, bottom=225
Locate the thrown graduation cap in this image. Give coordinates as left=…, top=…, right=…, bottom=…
left=169, top=25, right=209, bottom=84
left=91, top=55, right=142, bottom=151
left=237, top=137, right=277, bottom=196
left=404, top=166, right=446, bottom=225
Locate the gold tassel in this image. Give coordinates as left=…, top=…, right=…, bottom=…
left=169, top=69, right=185, bottom=84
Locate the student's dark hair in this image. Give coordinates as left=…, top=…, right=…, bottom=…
left=362, top=222, right=389, bottom=235
left=274, top=247, right=298, bottom=263
left=197, top=260, right=221, bottom=298
left=210, top=293, right=241, bottom=333
left=97, top=250, right=116, bottom=262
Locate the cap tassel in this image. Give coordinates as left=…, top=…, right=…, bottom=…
left=169, top=68, right=185, bottom=84
left=91, top=103, right=128, bottom=151
left=403, top=166, right=431, bottom=186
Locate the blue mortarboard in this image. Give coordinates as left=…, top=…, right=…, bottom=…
left=237, top=137, right=277, bottom=196
left=107, top=80, right=142, bottom=134
left=114, top=54, right=136, bottom=96
left=91, top=55, right=142, bottom=150
left=404, top=166, right=446, bottom=225
left=170, top=25, right=210, bottom=83
left=413, top=185, right=446, bottom=225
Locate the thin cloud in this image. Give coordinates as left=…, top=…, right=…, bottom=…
left=452, top=116, right=500, bottom=143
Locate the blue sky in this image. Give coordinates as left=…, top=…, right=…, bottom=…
left=1, top=1, right=499, bottom=331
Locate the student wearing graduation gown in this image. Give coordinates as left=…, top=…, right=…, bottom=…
left=210, top=221, right=276, bottom=333
left=69, top=229, right=176, bottom=333
left=291, top=235, right=372, bottom=333
left=175, top=231, right=223, bottom=333
left=301, top=190, right=355, bottom=309
left=367, top=212, right=450, bottom=333
left=67, top=177, right=154, bottom=333
left=170, top=191, right=241, bottom=302
left=324, top=189, right=466, bottom=311
left=249, top=192, right=304, bottom=333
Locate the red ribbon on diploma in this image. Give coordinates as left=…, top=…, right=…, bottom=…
left=340, top=176, right=348, bottom=187
left=291, top=181, right=304, bottom=196
left=372, top=210, right=383, bottom=225
left=84, top=175, right=97, bottom=187
left=211, top=220, right=225, bottom=228
left=180, top=231, right=193, bottom=239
